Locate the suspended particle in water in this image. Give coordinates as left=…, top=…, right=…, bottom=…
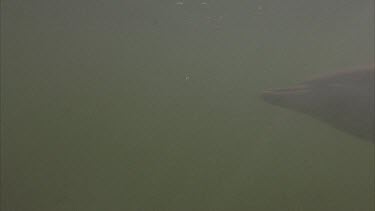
left=257, top=5, right=263, bottom=13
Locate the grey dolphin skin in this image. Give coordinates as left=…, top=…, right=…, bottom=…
left=261, top=66, right=374, bottom=142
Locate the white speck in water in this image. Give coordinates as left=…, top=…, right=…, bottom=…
left=201, top=2, right=208, bottom=5
left=185, top=75, right=190, bottom=80
left=257, top=5, right=263, bottom=11
left=176, top=2, right=184, bottom=5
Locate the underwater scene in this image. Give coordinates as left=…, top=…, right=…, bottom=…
left=2, top=0, right=374, bottom=210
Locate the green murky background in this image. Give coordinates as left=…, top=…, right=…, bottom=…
left=1, top=0, right=374, bottom=210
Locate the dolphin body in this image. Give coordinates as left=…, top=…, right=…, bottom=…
left=261, top=67, right=374, bottom=142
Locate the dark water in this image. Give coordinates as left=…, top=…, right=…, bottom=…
left=1, top=0, right=374, bottom=210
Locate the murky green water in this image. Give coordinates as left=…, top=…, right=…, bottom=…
left=2, top=0, right=374, bottom=210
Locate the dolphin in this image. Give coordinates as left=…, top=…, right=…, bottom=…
left=261, top=66, right=374, bottom=142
